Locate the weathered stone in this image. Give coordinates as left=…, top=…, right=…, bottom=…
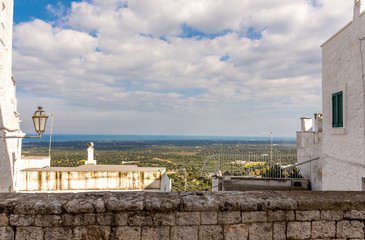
left=14, top=199, right=64, bottom=215
left=154, top=213, right=176, bottom=226
left=171, top=226, right=198, bottom=240
left=142, top=226, right=170, bottom=240
left=217, top=211, right=241, bottom=224
left=201, top=212, right=217, bottom=225
left=248, top=223, right=272, bottom=240
left=113, top=226, right=141, bottom=240
left=344, top=210, right=365, bottom=220
left=273, top=222, right=286, bottom=240
left=34, top=214, right=62, bottom=227
left=15, top=227, right=43, bottom=240
left=311, top=221, right=335, bottom=238
left=0, top=214, right=8, bottom=226
left=199, top=225, right=223, bottom=240
left=96, top=212, right=128, bottom=226
left=62, top=213, right=96, bottom=226
left=181, top=192, right=220, bottom=212
left=44, top=227, right=73, bottom=240
left=94, top=198, right=106, bottom=213
left=128, top=213, right=153, bottom=226
left=295, top=210, right=320, bottom=221
left=176, top=212, right=200, bottom=225
left=106, top=192, right=144, bottom=211
left=224, top=224, right=248, bottom=240
left=268, top=210, right=295, bottom=222
left=0, top=227, right=14, bottom=240
left=337, top=220, right=364, bottom=238
left=287, top=222, right=311, bottom=239
left=216, top=193, right=258, bottom=211
left=145, top=192, right=180, bottom=211
left=242, top=211, right=267, bottom=223
left=64, top=199, right=95, bottom=213
left=321, top=210, right=343, bottom=221
left=10, top=214, right=34, bottom=226
left=73, top=226, right=110, bottom=240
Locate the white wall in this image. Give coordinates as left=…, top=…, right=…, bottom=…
left=321, top=1, right=365, bottom=190
left=0, top=0, right=22, bottom=192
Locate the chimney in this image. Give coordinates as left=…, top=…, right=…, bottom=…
left=85, top=142, right=97, bottom=165
left=354, top=0, right=362, bottom=20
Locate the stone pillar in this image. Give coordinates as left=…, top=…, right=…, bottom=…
left=85, top=142, right=96, bottom=165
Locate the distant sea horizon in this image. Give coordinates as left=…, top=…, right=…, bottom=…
left=22, top=134, right=296, bottom=143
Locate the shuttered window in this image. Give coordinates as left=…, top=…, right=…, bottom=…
left=332, top=91, right=343, bottom=127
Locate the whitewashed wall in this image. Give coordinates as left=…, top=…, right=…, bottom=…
left=0, top=0, right=22, bottom=192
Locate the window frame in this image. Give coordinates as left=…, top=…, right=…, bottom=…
left=332, top=91, right=343, bottom=128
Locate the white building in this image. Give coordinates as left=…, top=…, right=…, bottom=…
left=297, top=0, right=365, bottom=191
left=0, top=0, right=23, bottom=192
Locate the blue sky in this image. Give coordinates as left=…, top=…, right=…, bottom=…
left=12, top=0, right=353, bottom=137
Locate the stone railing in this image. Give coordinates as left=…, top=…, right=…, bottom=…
left=1, top=191, right=365, bottom=239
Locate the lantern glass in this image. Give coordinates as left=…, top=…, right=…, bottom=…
left=32, top=106, right=48, bottom=136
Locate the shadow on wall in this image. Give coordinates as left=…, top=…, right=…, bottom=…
left=0, top=105, right=14, bottom=192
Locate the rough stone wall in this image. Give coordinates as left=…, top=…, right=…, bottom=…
left=0, top=0, right=22, bottom=193
left=1, top=191, right=365, bottom=239
left=321, top=3, right=365, bottom=190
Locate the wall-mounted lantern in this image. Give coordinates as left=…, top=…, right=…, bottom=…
left=2, top=106, right=49, bottom=139
left=32, top=106, right=48, bottom=138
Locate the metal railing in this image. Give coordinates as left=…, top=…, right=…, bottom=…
left=201, top=153, right=301, bottom=179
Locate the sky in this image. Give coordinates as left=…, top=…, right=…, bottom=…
left=12, top=0, right=354, bottom=137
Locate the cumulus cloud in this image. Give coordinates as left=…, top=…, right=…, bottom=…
left=13, top=0, right=354, bottom=136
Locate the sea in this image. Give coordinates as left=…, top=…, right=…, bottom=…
left=22, top=134, right=296, bottom=143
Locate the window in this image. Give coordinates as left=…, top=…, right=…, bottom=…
left=332, top=91, right=343, bottom=127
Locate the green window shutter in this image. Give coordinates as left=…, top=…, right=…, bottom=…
left=332, top=91, right=343, bottom=128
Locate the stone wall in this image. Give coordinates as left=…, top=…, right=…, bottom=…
left=1, top=191, right=365, bottom=239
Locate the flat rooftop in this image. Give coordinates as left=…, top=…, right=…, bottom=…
left=21, top=164, right=166, bottom=172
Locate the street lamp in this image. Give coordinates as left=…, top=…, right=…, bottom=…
left=32, top=106, right=49, bottom=138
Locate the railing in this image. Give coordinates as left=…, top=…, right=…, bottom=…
left=201, top=153, right=301, bottom=179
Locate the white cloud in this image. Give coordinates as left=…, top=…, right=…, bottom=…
left=13, top=0, right=353, bottom=136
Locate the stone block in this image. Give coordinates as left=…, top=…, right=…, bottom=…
left=171, top=226, right=199, bottom=240
left=113, top=226, right=141, bottom=240
left=73, top=226, right=110, bottom=240
left=62, top=213, right=96, bottom=226
left=64, top=199, right=95, bottom=213
left=321, top=210, right=343, bottom=221
left=273, top=222, right=286, bottom=240
left=344, top=210, right=365, bottom=220
left=199, top=225, right=223, bottom=240
left=176, top=212, right=200, bottom=225
left=115, top=212, right=128, bottom=226
left=268, top=210, right=295, bottom=222
left=224, top=224, right=248, bottom=240
left=34, top=214, right=62, bottom=227
left=217, top=211, right=241, bottom=224
left=311, top=221, right=335, bottom=238
left=295, top=210, right=320, bottom=221
left=153, top=212, right=176, bottom=226
left=96, top=212, right=128, bottom=226
left=128, top=213, right=153, bottom=226
left=106, top=193, right=144, bottom=211
left=15, top=227, right=43, bottom=240
left=248, top=223, right=272, bottom=240
left=0, top=227, right=14, bottom=240
left=145, top=192, right=180, bottom=211
left=142, top=226, right=170, bottom=240
left=242, top=211, right=267, bottom=223
left=10, top=214, right=34, bottom=226
left=287, top=222, right=311, bottom=239
left=181, top=192, right=220, bottom=212
left=44, top=227, right=73, bottom=240
left=94, top=198, right=106, bottom=213
left=201, top=212, right=217, bottom=225
left=337, top=220, right=364, bottom=238
left=0, top=214, right=8, bottom=226
left=14, top=200, right=64, bottom=215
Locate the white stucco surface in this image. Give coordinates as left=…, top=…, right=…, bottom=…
left=0, top=0, right=22, bottom=192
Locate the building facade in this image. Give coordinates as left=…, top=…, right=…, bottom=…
left=297, top=0, right=365, bottom=190
left=0, top=0, right=23, bottom=192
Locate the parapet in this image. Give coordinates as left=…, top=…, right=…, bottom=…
left=0, top=191, right=365, bottom=239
